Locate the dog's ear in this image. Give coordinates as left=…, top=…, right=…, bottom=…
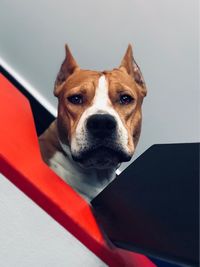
left=120, top=44, right=147, bottom=97
left=54, top=44, right=79, bottom=96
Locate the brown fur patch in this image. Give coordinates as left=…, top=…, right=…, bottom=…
left=57, top=70, right=102, bottom=145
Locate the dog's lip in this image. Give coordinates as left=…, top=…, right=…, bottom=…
left=72, top=145, right=131, bottom=162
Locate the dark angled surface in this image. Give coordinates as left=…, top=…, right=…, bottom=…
left=92, top=143, right=199, bottom=267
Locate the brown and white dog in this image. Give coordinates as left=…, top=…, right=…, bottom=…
left=39, top=44, right=147, bottom=202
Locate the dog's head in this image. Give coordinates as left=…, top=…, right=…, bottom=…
left=54, top=44, right=147, bottom=169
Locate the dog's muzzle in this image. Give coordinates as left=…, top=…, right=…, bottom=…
left=72, top=114, right=131, bottom=169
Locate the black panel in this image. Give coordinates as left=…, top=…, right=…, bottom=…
left=92, top=143, right=199, bottom=267
left=0, top=65, right=55, bottom=135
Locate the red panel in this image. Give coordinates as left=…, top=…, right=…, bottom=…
left=0, top=73, right=156, bottom=267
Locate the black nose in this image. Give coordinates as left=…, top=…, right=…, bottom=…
left=86, top=114, right=117, bottom=137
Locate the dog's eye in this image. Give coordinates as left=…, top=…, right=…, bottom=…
left=119, top=94, right=134, bottom=105
left=67, top=94, right=83, bottom=105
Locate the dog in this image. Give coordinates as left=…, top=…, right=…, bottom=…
left=39, top=44, right=147, bottom=202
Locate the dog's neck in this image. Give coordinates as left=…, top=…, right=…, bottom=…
left=39, top=120, right=116, bottom=202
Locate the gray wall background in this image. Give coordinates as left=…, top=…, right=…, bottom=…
left=0, top=0, right=199, bottom=266
left=0, top=0, right=199, bottom=162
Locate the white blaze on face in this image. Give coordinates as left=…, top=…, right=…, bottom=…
left=92, top=75, right=111, bottom=110
left=71, top=75, right=129, bottom=155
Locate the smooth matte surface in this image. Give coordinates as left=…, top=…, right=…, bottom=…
left=0, top=173, right=106, bottom=267
left=92, top=143, right=199, bottom=267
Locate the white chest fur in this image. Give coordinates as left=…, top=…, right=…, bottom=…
left=49, top=150, right=116, bottom=202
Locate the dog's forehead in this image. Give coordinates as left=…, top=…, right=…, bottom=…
left=64, top=68, right=136, bottom=92
left=104, top=69, right=136, bottom=90
left=65, top=70, right=101, bottom=89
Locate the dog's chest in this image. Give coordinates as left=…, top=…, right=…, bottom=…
left=48, top=150, right=115, bottom=201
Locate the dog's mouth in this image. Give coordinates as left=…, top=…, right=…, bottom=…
left=72, top=146, right=131, bottom=169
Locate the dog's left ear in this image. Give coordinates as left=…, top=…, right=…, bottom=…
left=120, top=44, right=147, bottom=97
left=54, top=44, right=79, bottom=96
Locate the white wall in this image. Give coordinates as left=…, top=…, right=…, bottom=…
left=0, top=0, right=199, bottom=164
left=0, top=174, right=106, bottom=267
left=0, top=0, right=199, bottom=266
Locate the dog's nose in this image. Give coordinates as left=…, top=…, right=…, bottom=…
left=86, top=114, right=117, bottom=137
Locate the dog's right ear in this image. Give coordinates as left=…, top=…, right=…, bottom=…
left=54, top=44, right=79, bottom=96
